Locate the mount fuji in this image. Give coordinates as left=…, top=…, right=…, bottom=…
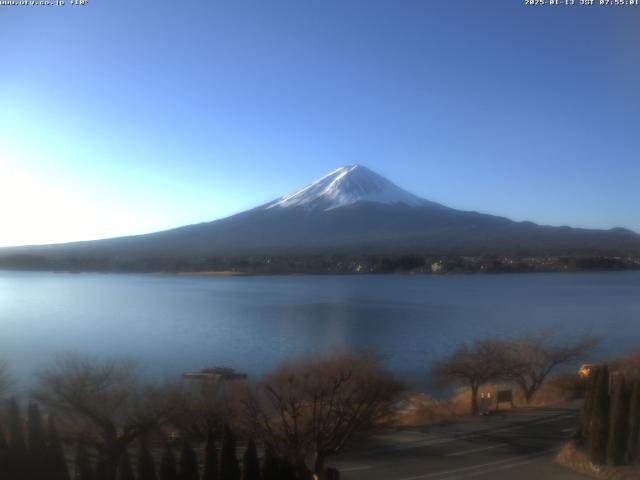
left=265, top=165, right=434, bottom=211
left=2, top=165, right=640, bottom=269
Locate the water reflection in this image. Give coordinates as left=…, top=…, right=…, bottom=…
left=1, top=270, right=639, bottom=392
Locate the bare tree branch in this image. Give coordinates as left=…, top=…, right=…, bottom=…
left=242, top=352, right=405, bottom=473
left=31, top=353, right=177, bottom=480
left=432, top=340, right=510, bottom=415
left=503, top=332, right=599, bottom=403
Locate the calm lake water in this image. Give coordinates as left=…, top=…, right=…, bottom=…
left=1, top=270, right=639, bottom=391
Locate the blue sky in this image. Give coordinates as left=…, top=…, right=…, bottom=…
left=1, top=0, right=639, bottom=246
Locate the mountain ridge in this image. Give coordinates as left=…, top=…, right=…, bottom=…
left=1, top=166, right=639, bottom=271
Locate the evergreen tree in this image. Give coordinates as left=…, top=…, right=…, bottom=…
left=138, top=439, right=158, bottom=480
left=0, top=427, right=9, bottom=480
left=294, top=461, right=313, bottom=480
left=241, top=439, right=260, bottom=480
left=75, top=443, right=95, bottom=480
left=626, top=381, right=640, bottom=464
left=47, top=414, right=71, bottom=480
left=202, top=431, right=219, bottom=480
left=9, top=398, right=28, bottom=480
left=323, top=467, right=340, bottom=480
left=607, top=375, right=629, bottom=465
left=28, top=402, right=48, bottom=480
left=260, top=447, right=279, bottom=480
left=278, top=459, right=295, bottom=480
left=219, top=426, right=240, bottom=480
left=588, top=365, right=610, bottom=464
left=117, top=452, right=135, bottom=480
left=159, top=446, right=179, bottom=480
left=580, top=366, right=599, bottom=444
left=95, top=455, right=115, bottom=480
left=179, top=441, right=199, bottom=480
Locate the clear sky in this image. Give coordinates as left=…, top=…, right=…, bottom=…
left=1, top=0, right=639, bottom=247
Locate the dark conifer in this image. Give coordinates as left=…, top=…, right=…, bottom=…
left=9, top=398, right=26, bottom=452
left=580, top=366, right=599, bottom=444
left=202, top=431, right=219, bottom=480
left=47, top=414, right=71, bottom=480
left=260, top=447, right=279, bottom=480
left=9, top=398, right=28, bottom=480
left=295, top=461, right=313, bottom=480
left=607, top=375, right=629, bottom=465
left=324, top=467, right=340, bottom=480
left=75, top=443, right=95, bottom=480
left=0, top=427, right=9, bottom=480
left=241, top=439, right=260, bottom=480
left=588, top=365, right=610, bottom=464
left=138, top=439, right=158, bottom=480
left=179, top=441, right=199, bottom=480
left=219, top=426, right=240, bottom=480
left=94, top=455, right=109, bottom=480
left=626, top=381, right=640, bottom=464
left=94, top=454, right=116, bottom=480
left=117, top=452, right=135, bottom=480
left=159, top=446, right=179, bottom=480
left=28, top=402, right=48, bottom=480
left=278, top=459, right=295, bottom=480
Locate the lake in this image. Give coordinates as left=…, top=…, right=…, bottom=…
left=1, top=270, right=639, bottom=392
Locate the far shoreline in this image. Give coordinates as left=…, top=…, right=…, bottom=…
left=153, top=270, right=250, bottom=277
left=1, top=268, right=639, bottom=278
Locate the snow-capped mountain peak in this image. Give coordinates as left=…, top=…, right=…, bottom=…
left=265, top=165, right=433, bottom=211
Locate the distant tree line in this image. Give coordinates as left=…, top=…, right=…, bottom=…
left=0, top=252, right=638, bottom=274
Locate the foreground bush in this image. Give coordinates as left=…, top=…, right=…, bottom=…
left=242, top=352, right=405, bottom=474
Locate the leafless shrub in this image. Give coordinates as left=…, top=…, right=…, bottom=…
left=242, top=351, right=405, bottom=474
left=32, top=353, right=178, bottom=480
left=432, top=340, right=509, bottom=416
left=165, top=378, right=245, bottom=441
left=433, top=334, right=599, bottom=415
left=503, top=332, right=599, bottom=403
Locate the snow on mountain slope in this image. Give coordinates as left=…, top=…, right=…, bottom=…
left=265, top=165, right=435, bottom=211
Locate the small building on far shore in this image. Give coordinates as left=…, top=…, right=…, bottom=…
left=182, top=367, right=247, bottom=395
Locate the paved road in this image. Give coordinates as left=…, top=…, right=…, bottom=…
left=329, top=405, right=591, bottom=480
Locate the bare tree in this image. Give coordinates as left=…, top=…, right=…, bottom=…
left=433, top=340, right=509, bottom=415
left=166, top=379, right=241, bottom=441
left=243, top=352, right=405, bottom=474
left=32, top=354, right=177, bottom=480
left=504, top=332, right=599, bottom=403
